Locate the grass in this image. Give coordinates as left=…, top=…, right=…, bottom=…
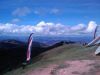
left=3, top=44, right=99, bottom=75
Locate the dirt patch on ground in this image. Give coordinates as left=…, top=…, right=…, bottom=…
left=24, top=60, right=100, bottom=75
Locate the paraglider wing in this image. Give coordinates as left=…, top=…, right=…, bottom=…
left=26, top=33, right=34, bottom=62
left=87, top=36, right=100, bottom=46
left=87, top=26, right=99, bottom=46
left=94, top=26, right=98, bottom=39
left=86, top=25, right=100, bottom=55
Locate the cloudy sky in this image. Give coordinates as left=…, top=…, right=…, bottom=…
left=0, top=0, right=100, bottom=36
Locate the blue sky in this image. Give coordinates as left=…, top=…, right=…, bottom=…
left=0, top=0, right=100, bottom=25
left=0, top=0, right=99, bottom=36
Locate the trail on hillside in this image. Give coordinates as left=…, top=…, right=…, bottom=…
left=24, top=60, right=100, bottom=75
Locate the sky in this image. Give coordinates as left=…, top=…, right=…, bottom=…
left=0, top=0, right=100, bottom=36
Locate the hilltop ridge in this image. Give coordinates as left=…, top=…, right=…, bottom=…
left=3, top=44, right=100, bottom=75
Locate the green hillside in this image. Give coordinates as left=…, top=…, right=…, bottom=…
left=4, top=44, right=100, bottom=75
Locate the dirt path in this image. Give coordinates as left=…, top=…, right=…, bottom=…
left=24, top=60, right=100, bottom=75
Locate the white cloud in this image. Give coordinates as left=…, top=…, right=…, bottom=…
left=33, top=8, right=48, bottom=15
left=33, top=8, right=60, bottom=15
left=85, top=21, right=97, bottom=33
left=12, top=7, right=31, bottom=16
left=0, top=24, right=37, bottom=36
left=0, top=21, right=99, bottom=36
left=34, top=10, right=40, bottom=14
left=51, top=8, right=60, bottom=14
left=11, top=18, right=20, bottom=23
left=71, top=24, right=86, bottom=31
left=34, top=21, right=70, bottom=35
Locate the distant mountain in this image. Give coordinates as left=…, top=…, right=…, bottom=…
left=0, top=35, right=93, bottom=44
left=0, top=39, right=25, bottom=48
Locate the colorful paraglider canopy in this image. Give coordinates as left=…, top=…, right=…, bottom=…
left=26, top=33, right=34, bottom=62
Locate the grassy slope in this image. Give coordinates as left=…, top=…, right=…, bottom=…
left=4, top=44, right=99, bottom=75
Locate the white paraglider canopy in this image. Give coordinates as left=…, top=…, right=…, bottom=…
left=87, top=25, right=100, bottom=55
